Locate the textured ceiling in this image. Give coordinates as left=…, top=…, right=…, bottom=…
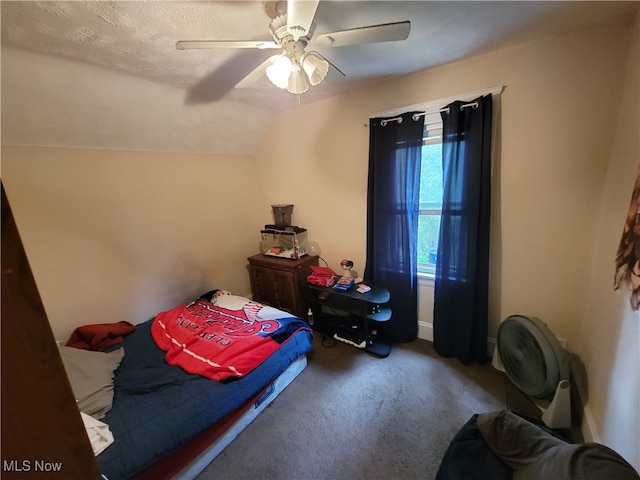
left=1, top=1, right=636, bottom=155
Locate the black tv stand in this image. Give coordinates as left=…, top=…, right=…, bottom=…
left=305, top=280, right=392, bottom=357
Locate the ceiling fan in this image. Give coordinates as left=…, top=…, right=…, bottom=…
left=176, top=0, right=411, bottom=95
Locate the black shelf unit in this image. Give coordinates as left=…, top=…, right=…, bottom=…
left=305, top=280, right=392, bottom=357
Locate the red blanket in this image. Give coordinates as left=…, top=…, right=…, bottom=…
left=66, top=321, right=136, bottom=351
left=151, top=296, right=310, bottom=381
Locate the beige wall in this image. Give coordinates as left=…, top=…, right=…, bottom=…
left=1, top=147, right=264, bottom=341
left=575, top=12, right=640, bottom=468
left=255, top=97, right=372, bottom=276
left=256, top=14, right=639, bottom=468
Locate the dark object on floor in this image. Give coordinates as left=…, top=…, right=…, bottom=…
left=436, top=410, right=639, bottom=480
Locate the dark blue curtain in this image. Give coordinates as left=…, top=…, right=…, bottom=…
left=433, top=95, right=493, bottom=365
left=365, top=112, right=425, bottom=343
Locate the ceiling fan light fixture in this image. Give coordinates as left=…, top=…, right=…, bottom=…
left=301, top=52, right=329, bottom=86
left=287, top=66, right=309, bottom=94
left=177, top=2, right=411, bottom=95
left=266, top=55, right=293, bottom=89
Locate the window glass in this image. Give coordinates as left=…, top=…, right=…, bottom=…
left=418, top=114, right=443, bottom=275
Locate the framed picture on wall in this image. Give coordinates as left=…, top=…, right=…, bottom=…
left=614, top=161, right=640, bottom=310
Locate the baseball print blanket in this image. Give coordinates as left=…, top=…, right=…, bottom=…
left=151, top=291, right=311, bottom=381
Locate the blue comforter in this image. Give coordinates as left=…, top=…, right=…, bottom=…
left=99, top=318, right=313, bottom=480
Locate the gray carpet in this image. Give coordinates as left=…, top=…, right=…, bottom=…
left=195, top=334, right=517, bottom=480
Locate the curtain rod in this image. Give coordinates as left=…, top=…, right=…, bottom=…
left=366, top=84, right=504, bottom=127
left=369, top=101, right=479, bottom=127
left=377, top=101, right=479, bottom=126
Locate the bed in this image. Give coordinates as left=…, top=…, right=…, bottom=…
left=61, top=290, right=313, bottom=480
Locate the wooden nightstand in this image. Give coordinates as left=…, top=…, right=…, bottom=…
left=247, top=253, right=319, bottom=318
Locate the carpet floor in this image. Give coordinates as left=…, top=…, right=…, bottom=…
left=195, top=333, right=524, bottom=480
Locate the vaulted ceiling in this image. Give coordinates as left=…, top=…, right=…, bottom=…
left=1, top=1, right=636, bottom=155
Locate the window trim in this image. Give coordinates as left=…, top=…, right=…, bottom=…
left=370, top=85, right=504, bottom=119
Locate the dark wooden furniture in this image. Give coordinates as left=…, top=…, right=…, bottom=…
left=247, top=253, right=318, bottom=318
left=1, top=183, right=101, bottom=479
left=306, top=280, right=392, bottom=357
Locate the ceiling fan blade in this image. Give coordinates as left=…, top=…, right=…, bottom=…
left=309, top=52, right=345, bottom=82
left=286, top=0, right=320, bottom=40
left=235, top=55, right=280, bottom=88
left=312, top=21, right=411, bottom=48
left=326, top=61, right=346, bottom=82
left=176, top=40, right=280, bottom=50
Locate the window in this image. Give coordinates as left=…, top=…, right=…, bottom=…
left=417, top=113, right=443, bottom=275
